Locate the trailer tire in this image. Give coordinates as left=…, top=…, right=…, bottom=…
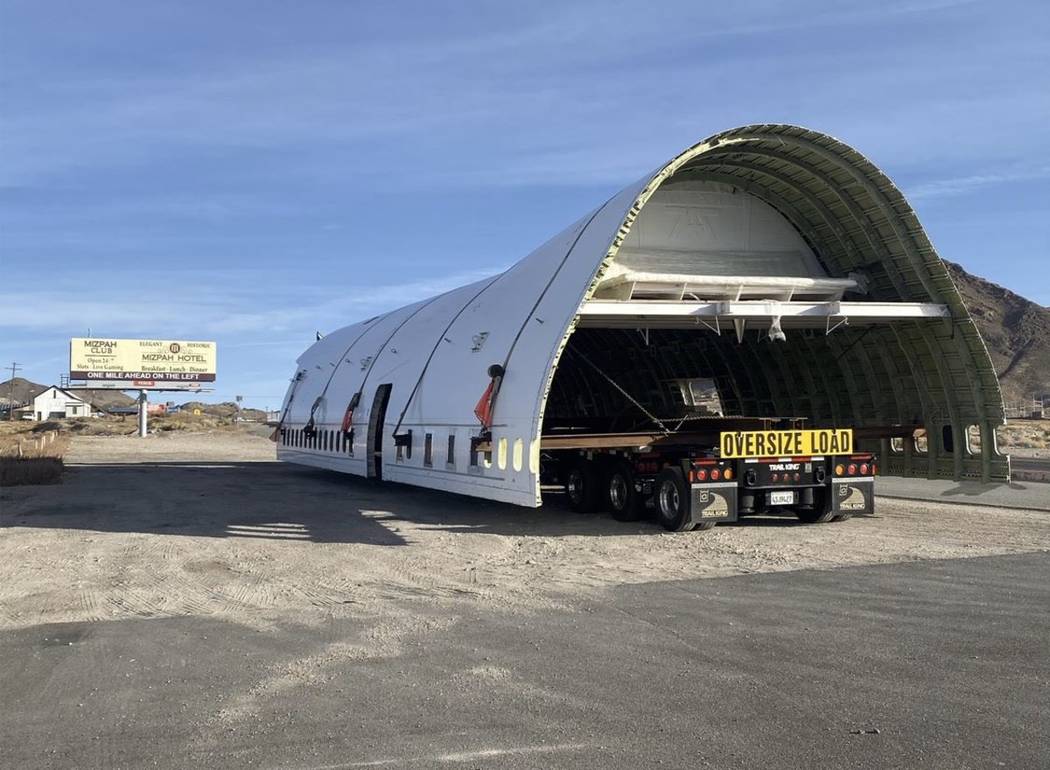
left=795, top=488, right=835, bottom=524
left=653, top=468, right=696, bottom=532
left=564, top=459, right=601, bottom=513
left=831, top=511, right=853, bottom=523
left=606, top=462, right=643, bottom=521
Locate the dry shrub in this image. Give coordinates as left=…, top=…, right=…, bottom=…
left=153, top=412, right=226, bottom=432
left=146, top=409, right=256, bottom=433
left=996, top=419, right=1050, bottom=450
left=0, top=430, right=69, bottom=486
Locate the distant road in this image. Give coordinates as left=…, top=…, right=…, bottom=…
left=1012, top=456, right=1050, bottom=472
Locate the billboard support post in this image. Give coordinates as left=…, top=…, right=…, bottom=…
left=138, top=390, right=148, bottom=438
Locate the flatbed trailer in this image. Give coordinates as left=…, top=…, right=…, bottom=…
left=499, top=417, right=881, bottom=531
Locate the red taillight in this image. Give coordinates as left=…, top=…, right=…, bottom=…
left=710, top=468, right=720, bottom=481
left=872, top=463, right=878, bottom=476
left=847, top=463, right=857, bottom=476
left=695, top=468, right=707, bottom=482
left=860, top=463, right=869, bottom=475
left=794, top=472, right=801, bottom=482
left=771, top=472, right=779, bottom=482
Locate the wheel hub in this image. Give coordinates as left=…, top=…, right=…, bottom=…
left=567, top=470, right=584, bottom=503
left=609, top=475, right=627, bottom=509
left=658, top=480, right=679, bottom=517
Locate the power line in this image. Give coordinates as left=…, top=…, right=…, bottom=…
left=6, top=362, right=22, bottom=421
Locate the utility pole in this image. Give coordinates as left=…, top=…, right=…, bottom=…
left=6, top=362, right=21, bottom=421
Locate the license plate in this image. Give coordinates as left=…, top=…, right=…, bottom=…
left=769, top=490, right=795, bottom=506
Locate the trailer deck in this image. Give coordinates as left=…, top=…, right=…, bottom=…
left=475, top=420, right=921, bottom=453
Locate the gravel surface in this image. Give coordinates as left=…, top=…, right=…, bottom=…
left=3, top=432, right=1048, bottom=636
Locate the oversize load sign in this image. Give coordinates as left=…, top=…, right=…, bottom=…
left=70, top=338, right=216, bottom=382
left=720, top=428, right=853, bottom=459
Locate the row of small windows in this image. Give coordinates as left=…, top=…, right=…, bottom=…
left=280, top=426, right=531, bottom=474
left=279, top=427, right=354, bottom=456
left=888, top=424, right=987, bottom=456
left=396, top=432, right=526, bottom=472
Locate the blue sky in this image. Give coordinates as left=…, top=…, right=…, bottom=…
left=1, top=0, right=1048, bottom=408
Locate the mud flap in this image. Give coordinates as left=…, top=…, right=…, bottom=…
left=831, top=478, right=874, bottom=515
left=690, top=482, right=738, bottom=525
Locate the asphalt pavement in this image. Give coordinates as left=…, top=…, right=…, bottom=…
left=877, top=475, right=1050, bottom=511
left=2, top=552, right=1047, bottom=769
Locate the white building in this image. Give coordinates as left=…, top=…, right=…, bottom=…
left=31, top=387, right=94, bottom=421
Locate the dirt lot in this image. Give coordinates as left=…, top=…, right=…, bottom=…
left=3, top=432, right=1049, bottom=637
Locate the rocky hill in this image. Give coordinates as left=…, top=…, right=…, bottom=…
left=76, top=389, right=137, bottom=411
left=0, top=377, right=47, bottom=406
left=945, top=261, right=1050, bottom=403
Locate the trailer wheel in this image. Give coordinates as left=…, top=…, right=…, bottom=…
left=564, top=459, right=601, bottom=513
left=795, top=488, right=835, bottom=524
left=653, top=468, right=696, bottom=532
left=831, top=511, right=853, bottom=523
left=606, top=463, right=643, bottom=521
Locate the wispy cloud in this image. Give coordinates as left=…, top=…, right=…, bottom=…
left=0, top=267, right=503, bottom=335
left=905, top=165, right=1050, bottom=200
left=0, top=0, right=1025, bottom=189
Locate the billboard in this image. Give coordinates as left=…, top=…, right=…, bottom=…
left=70, top=338, right=216, bottom=387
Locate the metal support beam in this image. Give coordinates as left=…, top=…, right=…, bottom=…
left=577, top=300, right=950, bottom=328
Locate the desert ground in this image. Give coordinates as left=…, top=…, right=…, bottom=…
left=1, top=430, right=1048, bottom=768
